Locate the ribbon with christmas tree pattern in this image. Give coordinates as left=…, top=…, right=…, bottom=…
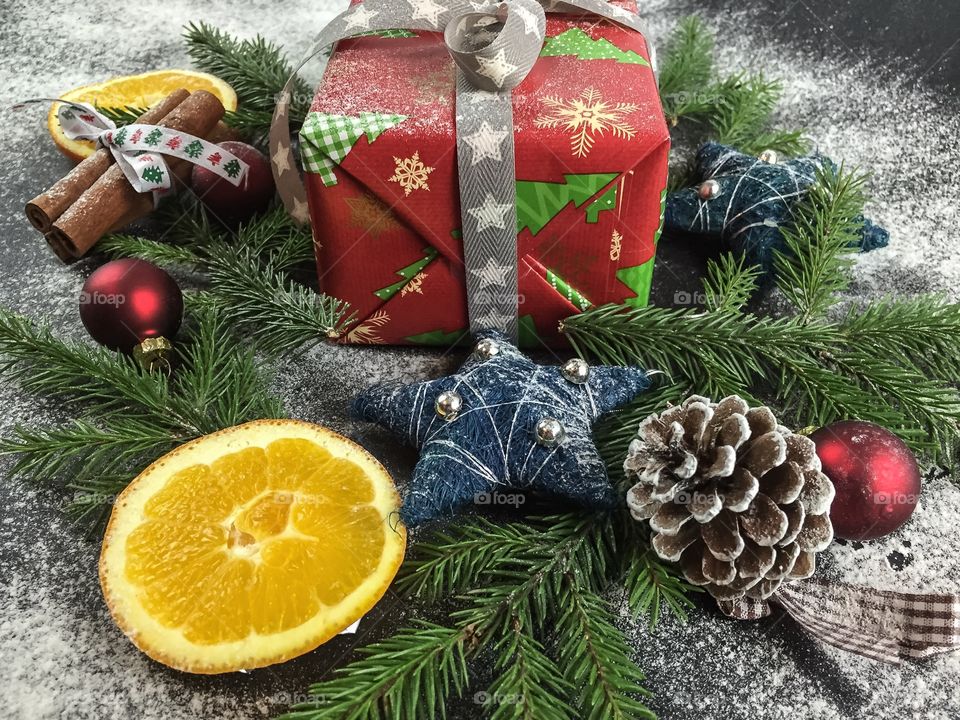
left=55, top=101, right=249, bottom=198
left=269, top=0, right=650, bottom=342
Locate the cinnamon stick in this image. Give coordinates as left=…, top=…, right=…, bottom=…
left=25, top=89, right=190, bottom=233
left=48, top=90, right=225, bottom=261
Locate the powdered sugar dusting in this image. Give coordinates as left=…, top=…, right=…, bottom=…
left=1, top=0, right=960, bottom=718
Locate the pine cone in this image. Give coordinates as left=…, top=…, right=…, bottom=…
left=625, top=395, right=835, bottom=602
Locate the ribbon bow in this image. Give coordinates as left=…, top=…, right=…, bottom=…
left=55, top=101, right=249, bottom=198
left=270, top=0, right=649, bottom=341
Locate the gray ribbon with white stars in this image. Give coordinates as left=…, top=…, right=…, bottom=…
left=269, top=0, right=647, bottom=341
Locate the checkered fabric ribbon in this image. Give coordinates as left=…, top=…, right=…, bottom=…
left=719, top=578, right=960, bottom=663
left=54, top=101, right=249, bottom=197
left=270, top=0, right=648, bottom=342
left=300, top=111, right=407, bottom=186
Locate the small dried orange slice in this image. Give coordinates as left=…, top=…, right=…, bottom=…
left=48, top=69, right=238, bottom=162
left=99, top=419, right=404, bottom=674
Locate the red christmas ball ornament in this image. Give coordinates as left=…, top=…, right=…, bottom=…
left=809, top=420, right=921, bottom=541
left=79, top=259, right=183, bottom=370
left=191, top=141, right=275, bottom=226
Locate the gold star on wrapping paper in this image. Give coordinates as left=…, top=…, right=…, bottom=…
left=534, top=87, right=639, bottom=158
left=389, top=151, right=434, bottom=196
left=345, top=193, right=401, bottom=239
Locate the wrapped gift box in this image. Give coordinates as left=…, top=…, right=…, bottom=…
left=301, top=0, right=669, bottom=347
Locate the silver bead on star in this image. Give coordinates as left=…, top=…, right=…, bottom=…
left=758, top=149, right=779, bottom=164
left=698, top=179, right=721, bottom=200
left=474, top=337, right=501, bottom=361
left=535, top=417, right=566, bottom=447
left=561, top=357, right=590, bottom=384
left=436, top=390, right=463, bottom=421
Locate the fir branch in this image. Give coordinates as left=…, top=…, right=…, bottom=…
left=0, top=418, right=180, bottom=487
left=396, top=518, right=542, bottom=603
left=838, top=295, right=960, bottom=379
left=279, top=622, right=470, bottom=720
left=99, top=233, right=202, bottom=267
left=702, top=254, right=762, bottom=314
left=624, top=546, right=700, bottom=627
left=658, top=16, right=715, bottom=124
left=183, top=21, right=312, bottom=136
left=94, top=105, right=148, bottom=126
left=0, top=309, right=170, bottom=414
left=707, top=73, right=781, bottom=150
left=202, top=240, right=353, bottom=354
left=484, top=625, right=576, bottom=720
left=0, top=306, right=284, bottom=521
left=554, top=579, right=654, bottom=720
left=659, top=16, right=810, bottom=156
left=775, top=165, right=862, bottom=322
left=101, top=206, right=350, bottom=354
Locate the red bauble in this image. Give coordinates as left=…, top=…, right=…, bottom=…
left=79, top=259, right=183, bottom=353
left=809, top=421, right=921, bottom=541
left=191, top=141, right=275, bottom=226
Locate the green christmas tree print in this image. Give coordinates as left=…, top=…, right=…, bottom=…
left=616, top=189, right=666, bottom=307
left=585, top=184, right=618, bottom=224
left=518, top=315, right=542, bottom=348
left=540, top=28, right=650, bottom=66
left=112, top=127, right=128, bottom=146
left=141, top=165, right=165, bottom=185
left=184, top=140, right=204, bottom=159
left=545, top=268, right=592, bottom=311
left=374, top=247, right=439, bottom=301
left=516, top=173, right=618, bottom=236
left=144, top=128, right=163, bottom=146
left=224, top=159, right=242, bottom=178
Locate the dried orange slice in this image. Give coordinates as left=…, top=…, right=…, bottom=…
left=48, top=70, right=238, bottom=162
left=99, top=419, right=404, bottom=674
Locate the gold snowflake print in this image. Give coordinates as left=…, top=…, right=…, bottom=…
left=389, top=151, right=434, bottom=196
left=609, top=229, right=623, bottom=261
left=535, top=87, right=639, bottom=158
left=345, top=193, right=401, bottom=239
left=346, top=309, right=390, bottom=344
left=400, top=271, right=428, bottom=297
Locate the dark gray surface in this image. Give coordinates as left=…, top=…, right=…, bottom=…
left=1, top=1, right=959, bottom=719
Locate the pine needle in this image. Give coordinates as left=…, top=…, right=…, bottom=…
left=775, top=164, right=862, bottom=322
left=182, top=21, right=312, bottom=138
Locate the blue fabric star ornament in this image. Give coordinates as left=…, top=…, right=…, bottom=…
left=664, top=142, right=888, bottom=278
left=353, top=332, right=650, bottom=526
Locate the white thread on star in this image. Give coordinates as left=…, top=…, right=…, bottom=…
left=462, top=122, right=510, bottom=165
left=406, top=0, right=446, bottom=25
left=343, top=4, right=379, bottom=31
left=475, top=48, right=519, bottom=88
left=468, top=193, right=513, bottom=232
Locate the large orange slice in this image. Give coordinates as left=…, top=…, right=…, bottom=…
left=48, top=70, right=238, bottom=162
left=99, top=419, right=405, bottom=674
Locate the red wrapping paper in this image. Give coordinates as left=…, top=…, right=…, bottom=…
left=303, top=1, right=669, bottom=347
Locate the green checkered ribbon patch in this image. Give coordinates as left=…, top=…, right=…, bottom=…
left=299, top=111, right=407, bottom=187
